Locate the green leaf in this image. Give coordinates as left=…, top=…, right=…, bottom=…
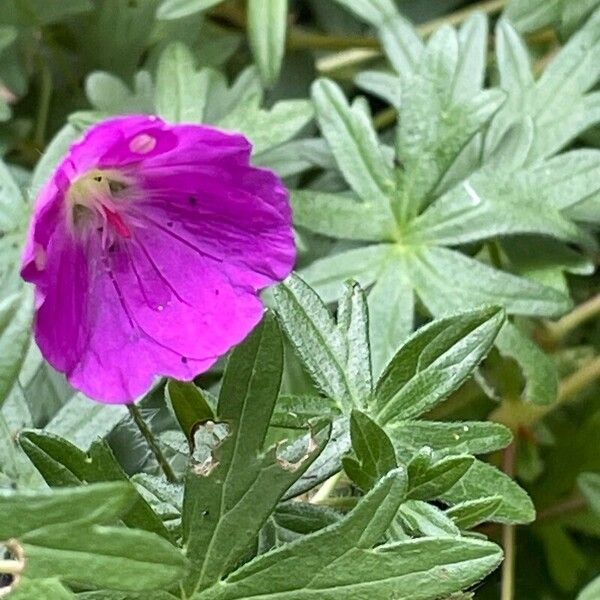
left=0, top=289, right=33, bottom=407
left=408, top=454, right=474, bottom=501
left=407, top=247, right=572, bottom=318
left=275, top=274, right=372, bottom=410
left=388, top=420, right=513, bottom=459
left=220, top=97, right=314, bottom=155
left=291, top=190, right=395, bottom=242
left=247, top=0, right=287, bottom=86
left=395, top=25, right=505, bottom=215
left=374, top=306, right=505, bottom=424
left=312, top=78, right=394, bottom=208
left=354, top=70, right=402, bottom=109
left=22, top=524, right=187, bottom=591
left=412, top=167, right=592, bottom=248
left=446, top=496, right=503, bottom=529
left=343, top=410, right=397, bottom=490
left=440, top=459, right=535, bottom=524
left=271, top=394, right=340, bottom=429
left=368, top=261, right=414, bottom=378
left=157, top=0, right=224, bottom=20
left=196, top=469, right=502, bottom=600
left=43, top=393, right=127, bottom=449
left=454, top=13, right=489, bottom=100
left=19, top=431, right=171, bottom=540
left=495, top=322, right=558, bottom=406
left=86, top=71, right=154, bottom=114
left=578, top=472, right=600, bottom=516
left=578, top=574, right=600, bottom=600
left=167, top=380, right=215, bottom=442
left=0, top=482, right=136, bottom=538
left=182, top=314, right=327, bottom=592
left=332, top=0, right=423, bottom=78
left=397, top=500, right=460, bottom=537
left=300, top=244, right=394, bottom=304
left=155, top=42, right=208, bottom=123
left=7, top=578, right=75, bottom=599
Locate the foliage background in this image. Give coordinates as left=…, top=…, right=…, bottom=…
left=0, top=0, right=600, bottom=599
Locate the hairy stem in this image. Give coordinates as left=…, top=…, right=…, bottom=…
left=545, top=294, right=600, bottom=343
left=127, top=404, right=177, bottom=483
left=501, top=441, right=517, bottom=600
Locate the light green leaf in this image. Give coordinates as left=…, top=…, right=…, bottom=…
left=0, top=289, right=33, bottom=408
left=446, top=496, right=503, bottom=529
left=312, top=78, right=394, bottom=208
left=155, top=42, right=208, bottom=123
left=368, top=261, right=414, bottom=379
left=254, top=138, right=335, bottom=178
left=578, top=574, right=600, bottom=600
left=440, top=459, right=535, bottom=524
left=300, top=243, right=394, bottom=304
left=291, top=190, right=395, bottom=242
left=343, top=410, right=397, bottom=490
left=397, top=500, right=460, bottom=538
left=247, top=0, right=288, bottom=86
left=220, top=97, right=314, bottom=155
left=0, top=482, right=136, bottom=539
left=182, top=314, right=327, bottom=592
left=22, top=524, right=187, bottom=591
left=454, top=13, right=488, bottom=100
left=157, top=0, right=224, bottom=20
left=86, top=71, right=154, bottom=114
left=354, top=70, right=402, bottom=109
left=374, top=306, right=505, bottom=424
left=388, top=420, right=512, bottom=459
left=407, top=247, right=572, bottom=318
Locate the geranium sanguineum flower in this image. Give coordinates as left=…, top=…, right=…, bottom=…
left=21, top=115, right=295, bottom=403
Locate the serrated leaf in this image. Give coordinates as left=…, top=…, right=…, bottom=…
left=196, top=470, right=501, bottom=600
left=247, top=0, right=287, bottom=86
left=374, top=306, right=505, bottom=424
left=312, top=78, right=394, bottom=208
left=19, top=431, right=171, bottom=539
left=182, top=314, right=328, bottom=592
left=440, top=459, right=535, bottom=524
left=22, top=524, right=187, bottom=591
left=446, top=496, right=503, bottom=529
left=343, top=410, right=396, bottom=490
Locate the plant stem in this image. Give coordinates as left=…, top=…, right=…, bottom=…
left=537, top=495, right=587, bottom=522
left=545, top=294, right=600, bottom=343
left=419, top=0, right=507, bottom=36
left=127, top=404, right=177, bottom=483
left=500, top=441, right=517, bottom=600
left=557, top=354, right=600, bottom=402
left=373, top=106, right=397, bottom=130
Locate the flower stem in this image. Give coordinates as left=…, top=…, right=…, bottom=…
left=419, top=0, right=507, bottom=36
left=545, top=294, right=600, bottom=343
left=127, top=404, right=177, bottom=483
left=33, top=60, right=52, bottom=150
left=500, top=441, right=517, bottom=600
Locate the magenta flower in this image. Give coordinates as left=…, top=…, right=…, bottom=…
left=21, top=116, right=295, bottom=403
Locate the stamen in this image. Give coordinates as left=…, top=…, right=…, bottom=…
left=105, top=207, right=131, bottom=238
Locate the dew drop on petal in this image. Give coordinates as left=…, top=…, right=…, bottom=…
left=129, top=133, right=157, bottom=154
